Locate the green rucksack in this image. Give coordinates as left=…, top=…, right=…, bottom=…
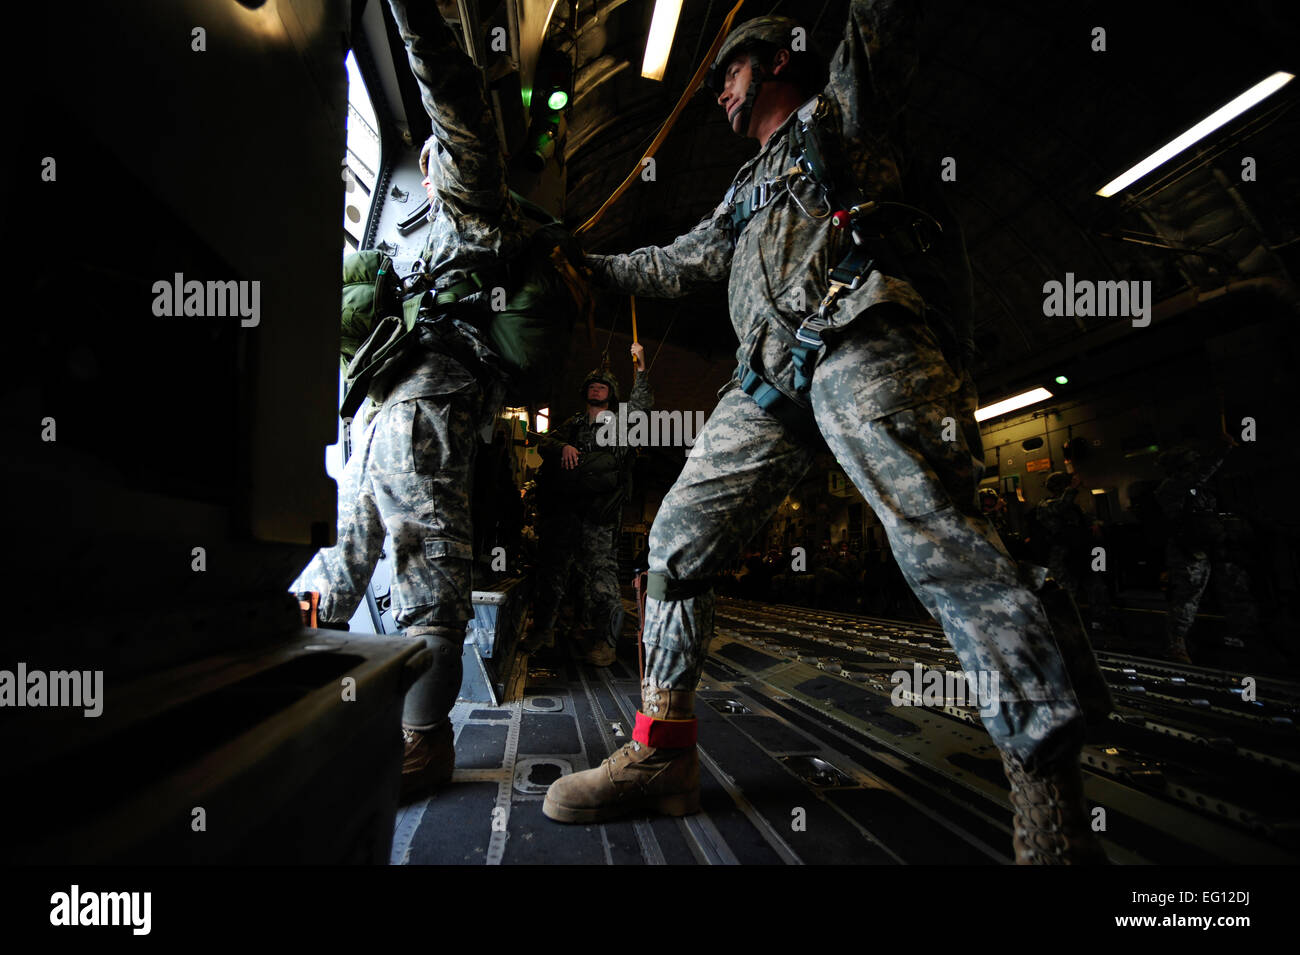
left=339, top=203, right=590, bottom=418
left=339, top=250, right=423, bottom=419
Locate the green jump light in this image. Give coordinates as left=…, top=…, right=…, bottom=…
left=547, top=89, right=569, bottom=111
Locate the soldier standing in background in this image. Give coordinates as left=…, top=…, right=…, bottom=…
left=1034, top=472, right=1090, bottom=600
left=1156, top=434, right=1254, bottom=662
left=542, top=0, right=1107, bottom=863
left=525, top=343, right=653, bottom=665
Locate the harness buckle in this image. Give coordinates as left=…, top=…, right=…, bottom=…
left=795, top=323, right=825, bottom=348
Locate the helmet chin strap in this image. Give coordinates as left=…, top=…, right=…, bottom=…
left=732, top=53, right=769, bottom=136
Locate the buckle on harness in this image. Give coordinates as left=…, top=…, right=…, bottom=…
left=795, top=320, right=826, bottom=348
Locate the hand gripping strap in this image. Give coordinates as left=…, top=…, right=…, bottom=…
left=633, top=711, right=698, bottom=748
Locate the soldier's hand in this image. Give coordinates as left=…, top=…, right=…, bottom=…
left=630, top=341, right=646, bottom=371
left=561, top=444, right=581, bottom=469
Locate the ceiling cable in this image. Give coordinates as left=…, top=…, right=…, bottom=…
left=574, top=0, right=750, bottom=236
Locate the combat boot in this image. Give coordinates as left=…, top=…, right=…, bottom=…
left=1165, top=634, right=1193, bottom=665
left=401, top=722, right=454, bottom=803
left=519, top=627, right=555, bottom=655
left=584, top=639, right=617, bottom=666
left=543, top=682, right=700, bottom=822
left=583, top=606, right=625, bottom=666
left=1000, top=752, right=1108, bottom=864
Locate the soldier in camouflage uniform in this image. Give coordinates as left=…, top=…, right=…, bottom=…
left=544, top=0, right=1107, bottom=863
left=1156, top=436, right=1253, bottom=661
left=292, top=0, right=531, bottom=800
left=525, top=343, right=653, bottom=665
left=1034, top=472, right=1090, bottom=598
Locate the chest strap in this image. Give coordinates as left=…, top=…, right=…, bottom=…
left=727, top=165, right=803, bottom=237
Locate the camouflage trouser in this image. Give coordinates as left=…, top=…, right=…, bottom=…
left=643, top=312, right=1085, bottom=769
left=533, top=514, right=623, bottom=646
left=1166, top=542, right=1258, bottom=643
left=1046, top=544, right=1079, bottom=599
left=291, top=372, right=481, bottom=728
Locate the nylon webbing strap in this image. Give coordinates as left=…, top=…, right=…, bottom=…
left=632, top=712, right=698, bottom=748
left=829, top=245, right=874, bottom=287
left=729, top=175, right=789, bottom=235
left=791, top=325, right=823, bottom=394
left=737, top=366, right=822, bottom=445
left=434, top=270, right=490, bottom=306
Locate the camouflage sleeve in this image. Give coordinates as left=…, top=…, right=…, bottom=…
left=826, top=0, right=920, bottom=141
left=538, top=413, right=578, bottom=456
left=585, top=201, right=733, bottom=297
left=628, top=370, right=653, bottom=413
left=387, top=0, right=509, bottom=215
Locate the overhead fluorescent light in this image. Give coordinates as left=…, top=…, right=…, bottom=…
left=641, top=0, right=684, bottom=82
left=1097, top=71, right=1294, bottom=197
left=975, top=387, right=1053, bottom=422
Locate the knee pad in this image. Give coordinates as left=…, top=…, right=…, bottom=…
left=606, top=606, right=625, bottom=646
left=403, top=626, right=465, bottom=730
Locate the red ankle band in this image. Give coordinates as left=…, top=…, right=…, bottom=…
left=633, top=711, right=697, bottom=748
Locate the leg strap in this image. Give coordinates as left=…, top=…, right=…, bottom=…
left=633, top=712, right=698, bottom=748
left=645, top=573, right=713, bottom=601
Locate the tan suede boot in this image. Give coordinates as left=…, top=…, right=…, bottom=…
left=543, top=682, right=701, bottom=823
left=1165, top=634, right=1193, bottom=665
left=583, top=638, right=617, bottom=666
left=1001, top=752, right=1108, bottom=864
left=401, top=722, right=454, bottom=803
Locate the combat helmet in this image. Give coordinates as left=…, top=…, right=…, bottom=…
left=706, top=17, right=805, bottom=93
left=705, top=16, right=820, bottom=133
left=1045, top=471, right=1072, bottom=494
left=581, top=366, right=621, bottom=404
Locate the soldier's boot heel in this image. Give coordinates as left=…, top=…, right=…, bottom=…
left=400, top=722, right=455, bottom=803
left=651, top=783, right=702, bottom=817
left=1000, top=751, right=1108, bottom=864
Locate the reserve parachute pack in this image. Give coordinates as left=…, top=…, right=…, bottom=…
left=339, top=250, right=423, bottom=419
left=339, top=196, right=592, bottom=418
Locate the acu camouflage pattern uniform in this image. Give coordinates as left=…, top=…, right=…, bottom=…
left=1036, top=473, right=1116, bottom=635
left=1034, top=474, right=1088, bottom=597
left=292, top=0, right=529, bottom=730
left=532, top=370, right=654, bottom=646
left=1156, top=446, right=1256, bottom=652
left=589, top=0, right=1093, bottom=770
